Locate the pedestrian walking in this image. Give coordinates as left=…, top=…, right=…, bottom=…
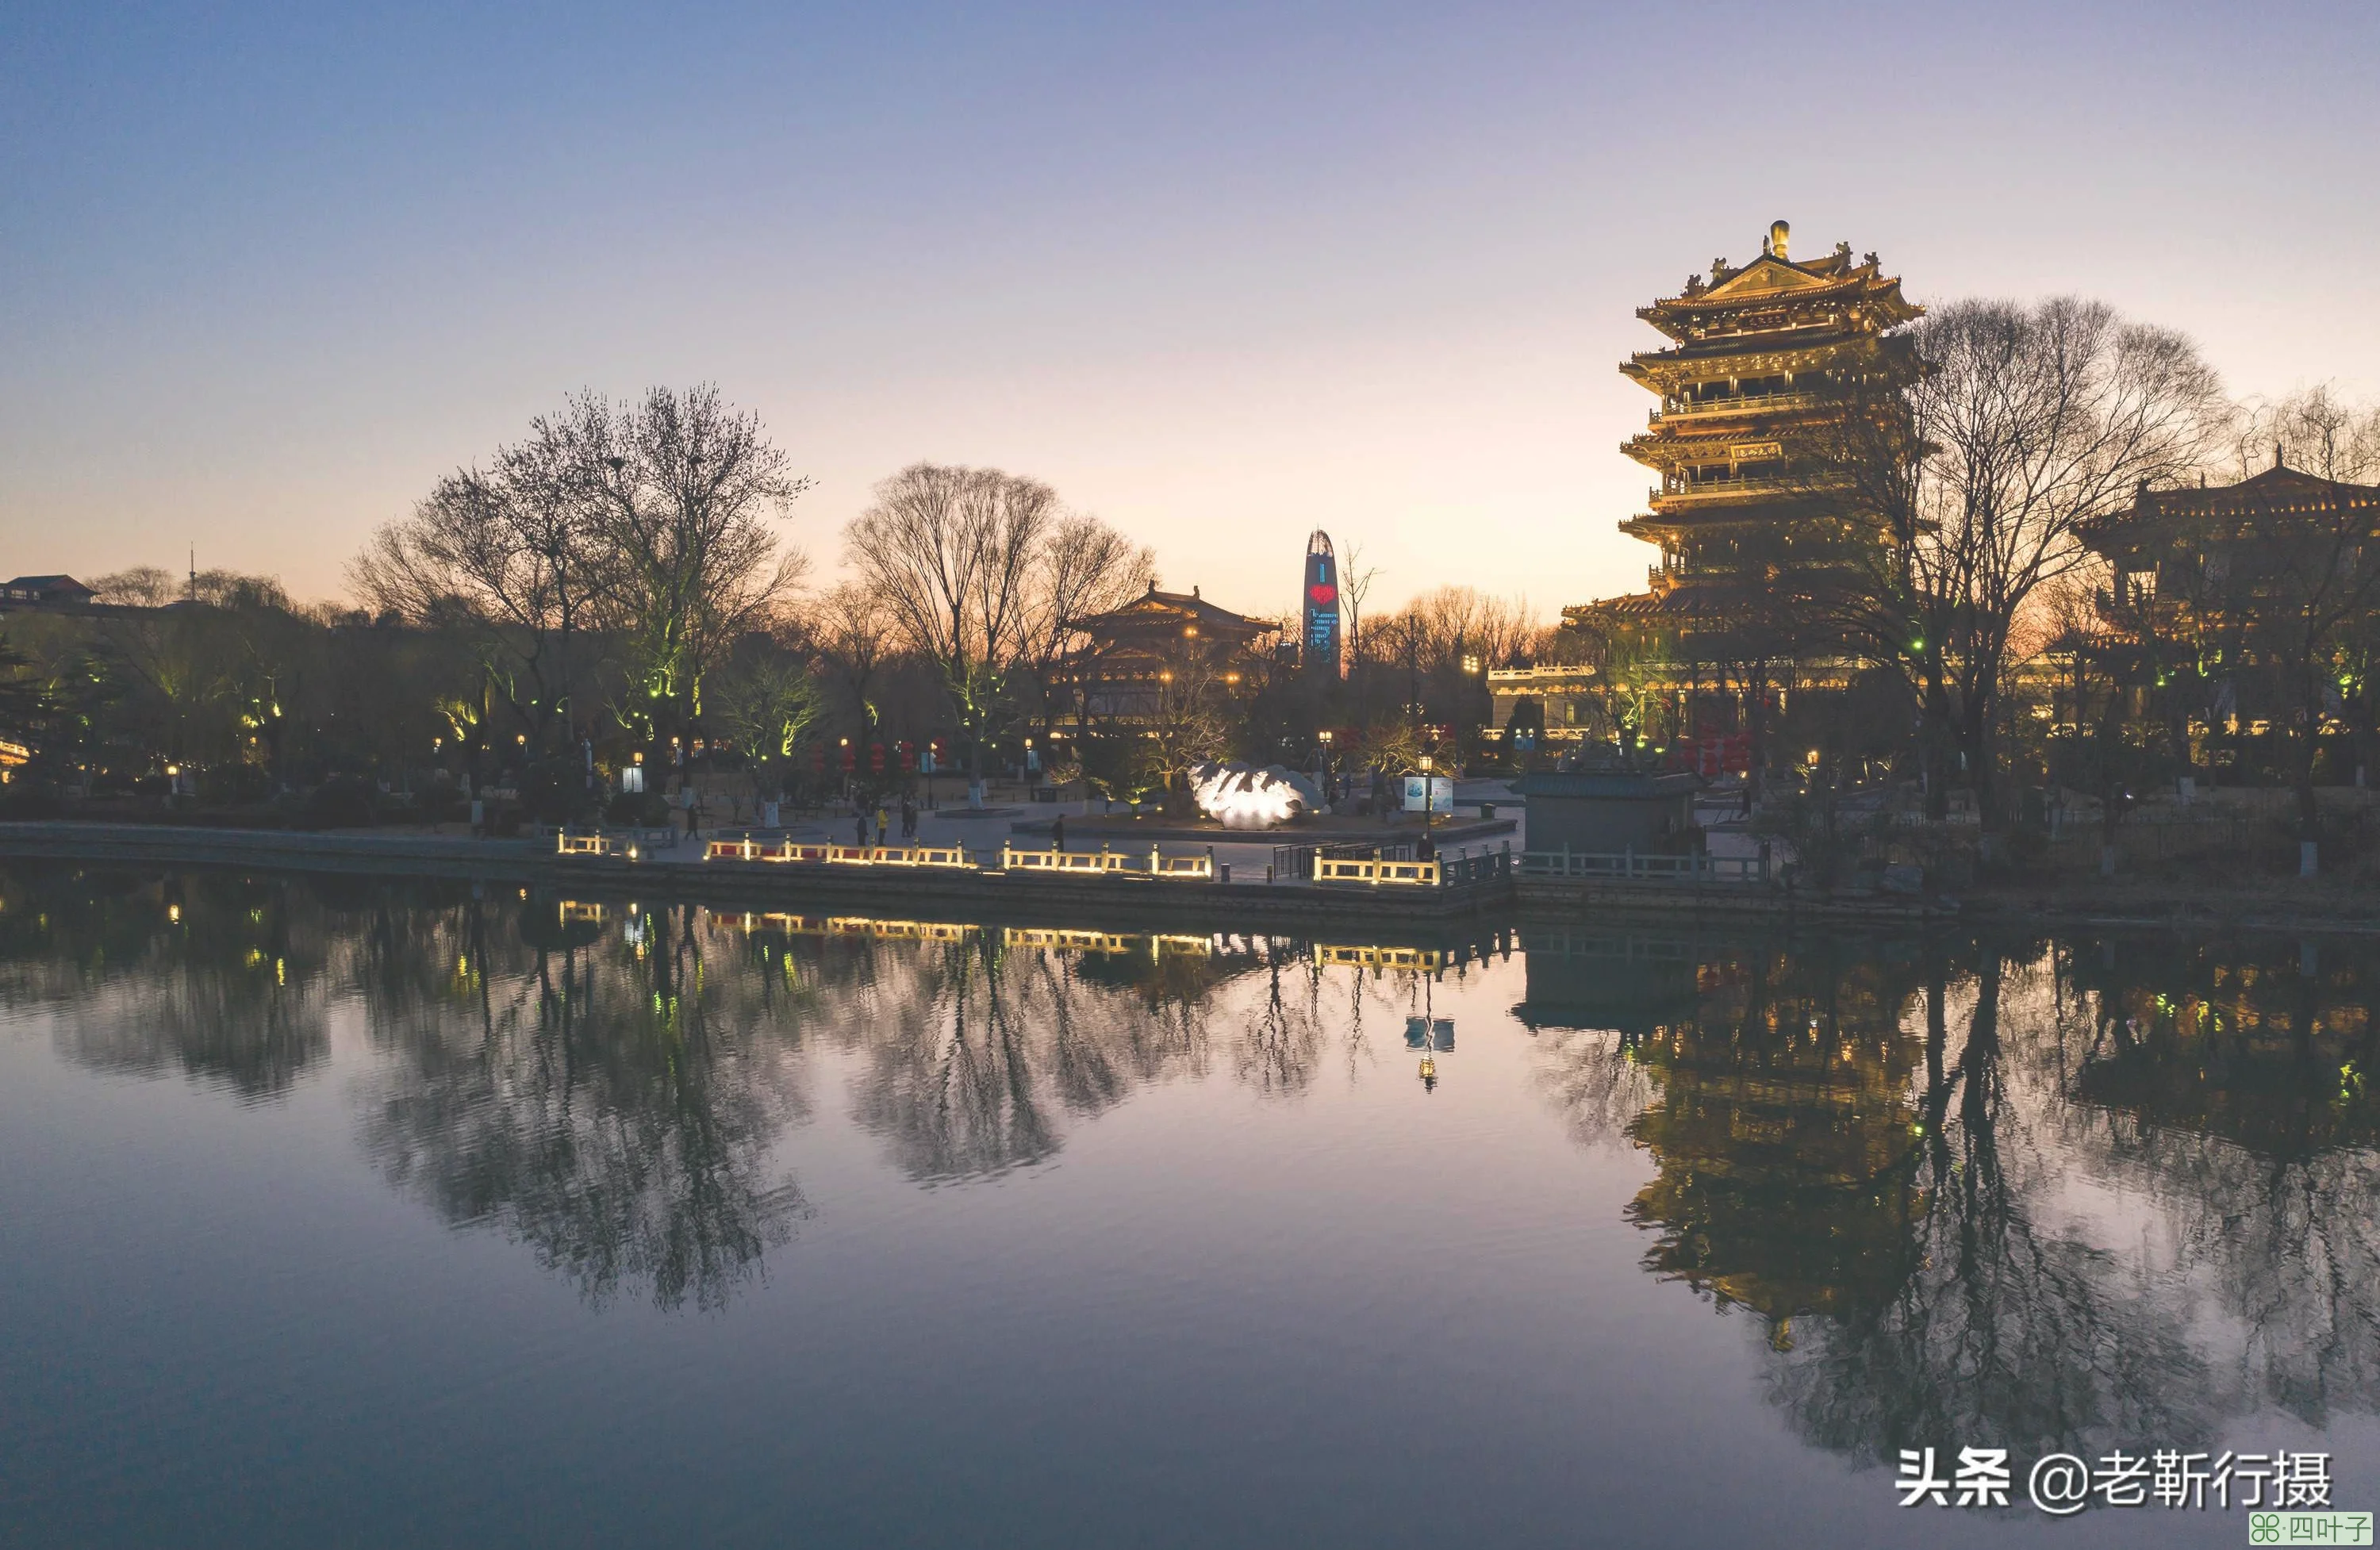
left=877, top=803, right=890, bottom=843
left=854, top=811, right=869, bottom=846
left=900, top=797, right=916, bottom=840
left=1051, top=814, right=1066, bottom=852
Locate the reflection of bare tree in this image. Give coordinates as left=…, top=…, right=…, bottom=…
left=1240, top=946, right=1325, bottom=1095
left=1530, top=1025, right=1656, bottom=1148
left=2148, top=1141, right=2380, bottom=1426
left=1530, top=934, right=2217, bottom=1464
left=0, top=868, right=333, bottom=1098
left=1765, top=953, right=2214, bottom=1461
left=2051, top=935, right=2380, bottom=1426
left=359, top=900, right=811, bottom=1311
left=816, top=930, right=1410, bottom=1180
left=837, top=935, right=1261, bottom=1181
left=846, top=936, right=1064, bottom=1182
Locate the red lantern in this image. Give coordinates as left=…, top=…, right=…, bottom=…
left=810, top=746, right=824, bottom=775
left=869, top=742, right=885, bottom=774
left=839, top=743, right=855, bottom=773
left=898, top=741, right=915, bottom=772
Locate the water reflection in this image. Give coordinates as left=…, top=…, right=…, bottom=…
left=0, top=867, right=1457, bottom=1307
left=1522, top=924, right=2380, bottom=1470
left=5, top=858, right=2375, bottom=1471
left=2060, top=938, right=2380, bottom=1428
left=0, top=866, right=335, bottom=1097
left=356, top=897, right=813, bottom=1311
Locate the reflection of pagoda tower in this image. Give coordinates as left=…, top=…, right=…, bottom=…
left=1567, top=220, right=1921, bottom=675
left=1622, top=952, right=1928, bottom=1341
left=1301, top=530, right=1342, bottom=677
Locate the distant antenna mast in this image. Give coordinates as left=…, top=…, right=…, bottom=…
left=187, top=546, right=196, bottom=600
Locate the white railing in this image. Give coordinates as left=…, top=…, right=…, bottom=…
left=717, top=911, right=970, bottom=941
left=1312, top=943, right=1444, bottom=972
left=1519, top=849, right=1768, bottom=883
left=1004, top=927, right=1134, bottom=953
left=704, top=838, right=970, bottom=868
left=1315, top=856, right=1441, bottom=886
left=558, top=827, right=676, bottom=857
left=1003, top=845, right=1130, bottom=875
left=1656, top=390, right=1829, bottom=420
left=827, top=916, right=971, bottom=942
left=1000, top=844, right=1215, bottom=881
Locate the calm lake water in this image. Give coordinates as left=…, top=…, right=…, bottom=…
left=2, top=862, right=2376, bottom=1548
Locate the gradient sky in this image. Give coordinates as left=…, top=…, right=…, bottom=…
left=5, top=1, right=2377, bottom=622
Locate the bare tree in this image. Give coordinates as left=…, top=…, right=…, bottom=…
left=2236, top=383, right=2380, bottom=487
left=1339, top=542, right=1380, bottom=665
left=1818, top=297, right=2225, bottom=823
left=90, top=567, right=181, bottom=608
left=574, top=386, right=812, bottom=752
left=812, top=581, right=896, bottom=746
left=713, top=646, right=825, bottom=815
left=843, top=462, right=1060, bottom=804
left=350, top=423, right=608, bottom=753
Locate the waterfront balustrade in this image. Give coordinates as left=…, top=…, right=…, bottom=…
left=702, top=838, right=971, bottom=869
left=558, top=828, right=675, bottom=857
left=1518, top=848, right=1768, bottom=883
left=999, top=844, right=1216, bottom=881
left=571, top=827, right=1516, bottom=895
left=1314, top=856, right=1440, bottom=886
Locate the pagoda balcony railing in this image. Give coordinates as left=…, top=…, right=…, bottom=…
left=1655, top=390, right=1829, bottom=421
left=1656, top=470, right=1786, bottom=497
left=1653, top=470, right=1849, bottom=505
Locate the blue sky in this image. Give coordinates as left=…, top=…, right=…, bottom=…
left=5, top=0, right=2376, bottom=618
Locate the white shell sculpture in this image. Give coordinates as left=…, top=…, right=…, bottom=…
left=1185, top=762, right=1322, bottom=829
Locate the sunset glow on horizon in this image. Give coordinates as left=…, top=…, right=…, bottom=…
left=5, top=1, right=2376, bottom=620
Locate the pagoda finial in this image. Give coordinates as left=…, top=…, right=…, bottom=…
left=2274, top=441, right=2286, bottom=470
left=1768, top=219, right=1790, bottom=260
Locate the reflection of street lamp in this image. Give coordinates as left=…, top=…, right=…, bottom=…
left=1418, top=752, right=1435, bottom=830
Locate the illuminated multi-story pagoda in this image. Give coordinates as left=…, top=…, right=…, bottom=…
left=1559, top=221, right=1921, bottom=695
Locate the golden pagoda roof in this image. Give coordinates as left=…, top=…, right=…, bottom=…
left=2139, top=460, right=2380, bottom=518
left=2086, top=458, right=2380, bottom=554
left=1641, top=255, right=1915, bottom=323
left=1069, top=584, right=1274, bottom=640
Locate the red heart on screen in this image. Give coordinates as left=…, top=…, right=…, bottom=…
left=1307, top=584, right=1337, bottom=606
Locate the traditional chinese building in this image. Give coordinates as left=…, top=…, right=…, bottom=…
left=2086, top=455, right=2380, bottom=633
left=1054, top=583, right=1276, bottom=727
left=1538, top=221, right=1922, bottom=749
left=2082, top=454, right=2380, bottom=767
